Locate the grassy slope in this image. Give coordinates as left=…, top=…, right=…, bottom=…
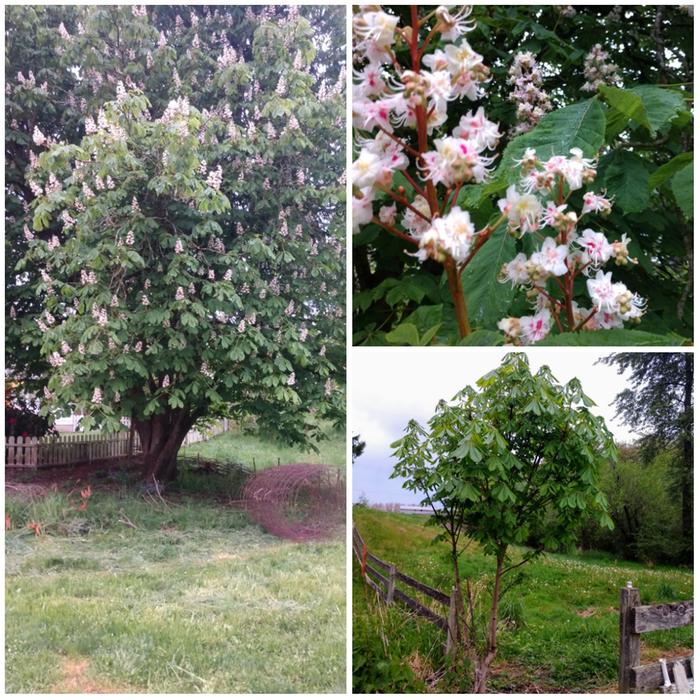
left=353, top=508, right=693, bottom=693
left=6, top=429, right=346, bottom=693
left=179, top=424, right=345, bottom=471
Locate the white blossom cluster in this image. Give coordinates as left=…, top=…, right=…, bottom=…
left=507, top=52, right=552, bottom=135
left=496, top=148, right=645, bottom=345
left=352, top=5, right=501, bottom=267
left=581, top=44, right=621, bottom=92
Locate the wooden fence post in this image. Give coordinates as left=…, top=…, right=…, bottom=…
left=361, top=542, right=368, bottom=579
left=386, top=565, right=396, bottom=604
left=446, top=586, right=459, bottom=656
left=619, top=581, right=641, bottom=693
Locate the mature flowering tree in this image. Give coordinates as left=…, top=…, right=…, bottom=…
left=13, top=6, right=345, bottom=481
left=391, top=353, right=616, bottom=692
left=352, top=5, right=693, bottom=346
left=7, top=5, right=345, bottom=385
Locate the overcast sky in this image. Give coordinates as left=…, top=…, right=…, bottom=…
left=351, top=349, right=644, bottom=505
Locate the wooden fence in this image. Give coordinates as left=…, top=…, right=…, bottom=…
left=6, top=431, right=142, bottom=468
left=181, top=419, right=230, bottom=447
left=352, top=525, right=460, bottom=653
left=619, top=582, right=694, bottom=693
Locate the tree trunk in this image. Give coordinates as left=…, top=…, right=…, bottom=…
left=132, top=408, right=196, bottom=483
left=473, top=550, right=505, bottom=693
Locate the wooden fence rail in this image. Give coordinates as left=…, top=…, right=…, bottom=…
left=619, top=582, right=694, bottom=693
left=6, top=419, right=234, bottom=469
left=6, top=432, right=142, bottom=468
left=352, top=525, right=459, bottom=651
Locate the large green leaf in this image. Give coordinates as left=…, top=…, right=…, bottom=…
left=671, top=163, right=693, bottom=219
left=461, top=225, right=516, bottom=329
left=649, top=152, right=694, bottom=189
left=495, top=98, right=606, bottom=185
left=602, top=151, right=650, bottom=214
left=536, top=329, right=689, bottom=346
left=385, top=323, right=420, bottom=346
left=599, top=85, right=652, bottom=134
left=630, top=85, right=687, bottom=135
left=599, top=85, right=687, bottom=137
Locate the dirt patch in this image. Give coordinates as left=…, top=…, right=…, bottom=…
left=52, top=657, right=136, bottom=694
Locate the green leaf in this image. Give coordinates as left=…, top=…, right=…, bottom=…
left=671, top=163, right=693, bottom=219
left=630, top=85, right=686, bottom=136
left=457, top=330, right=504, bottom=346
left=461, top=225, right=516, bottom=328
left=496, top=98, right=606, bottom=185
left=600, top=85, right=686, bottom=137
left=599, top=85, right=652, bottom=134
left=536, top=329, right=689, bottom=346
left=602, top=151, right=650, bottom=214
left=458, top=483, right=480, bottom=502
left=649, top=152, right=693, bottom=189
left=419, top=324, right=442, bottom=346
left=385, top=323, right=420, bottom=346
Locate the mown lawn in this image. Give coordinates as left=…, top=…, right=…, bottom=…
left=179, top=423, right=345, bottom=471
left=353, top=508, right=693, bottom=694
left=5, top=429, right=346, bottom=693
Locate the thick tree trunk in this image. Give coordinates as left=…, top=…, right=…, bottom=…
left=473, top=551, right=505, bottom=694
left=132, top=408, right=196, bottom=483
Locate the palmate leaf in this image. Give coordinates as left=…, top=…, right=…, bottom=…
left=461, top=224, right=516, bottom=329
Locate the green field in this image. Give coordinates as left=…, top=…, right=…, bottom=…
left=180, top=423, right=346, bottom=471
left=353, top=508, right=693, bottom=693
left=5, top=429, right=346, bottom=693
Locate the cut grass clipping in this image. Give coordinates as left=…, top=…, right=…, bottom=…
left=6, top=429, right=346, bottom=693
left=352, top=508, right=693, bottom=693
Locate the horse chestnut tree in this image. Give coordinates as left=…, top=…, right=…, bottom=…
left=16, top=7, right=345, bottom=481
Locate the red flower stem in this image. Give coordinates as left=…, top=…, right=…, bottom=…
left=399, top=169, right=428, bottom=201
left=533, top=284, right=564, bottom=308
left=573, top=306, right=598, bottom=332
left=376, top=124, right=421, bottom=159
left=378, top=186, right=432, bottom=223
left=371, top=217, right=418, bottom=246
left=444, top=256, right=471, bottom=338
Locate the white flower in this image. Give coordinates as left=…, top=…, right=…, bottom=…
left=586, top=270, right=617, bottom=312
left=520, top=308, right=552, bottom=344
left=174, top=239, right=184, bottom=254
left=531, top=237, right=569, bottom=277
left=287, top=371, right=296, bottom=386
left=500, top=253, right=530, bottom=287
left=92, top=387, right=103, bottom=404
left=175, top=286, right=185, bottom=301
left=435, top=5, right=475, bottom=41
left=498, top=185, right=543, bottom=234
left=417, top=207, right=475, bottom=264
left=352, top=187, right=375, bottom=234
left=32, top=126, right=46, bottom=146
left=581, top=191, right=612, bottom=216
left=451, top=107, right=502, bottom=151
left=576, top=229, right=613, bottom=266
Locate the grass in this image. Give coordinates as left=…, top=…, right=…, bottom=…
left=353, top=508, right=693, bottom=693
left=5, top=428, right=346, bottom=693
left=179, top=423, right=346, bottom=471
